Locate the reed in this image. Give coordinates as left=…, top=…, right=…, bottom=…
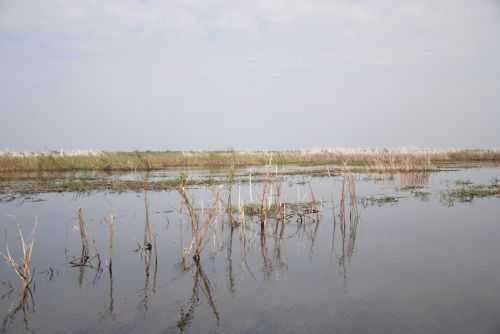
left=2, top=148, right=499, bottom=172
left=1, top=224, right=37, bottom=301
left=329, top=174, right=361, bottom=288
left=70, top=208, right=102, bottom=285
left=178, top=184, right=221, bottom=263
left=1, top=223, right=37, bottom=332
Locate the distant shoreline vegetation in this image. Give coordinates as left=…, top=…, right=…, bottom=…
left=0, top=149, right=499, bottom=173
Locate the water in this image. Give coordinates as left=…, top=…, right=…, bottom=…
left=1, top=167, right=499, bottom=333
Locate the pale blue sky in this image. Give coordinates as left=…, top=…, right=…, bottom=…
left=1, top=0, right=500, bottom=151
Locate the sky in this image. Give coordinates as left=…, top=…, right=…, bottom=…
left=1, top=0, right=500, bottom=151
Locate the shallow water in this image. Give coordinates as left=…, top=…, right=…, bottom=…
left=1, top=167, right=499, bottom=334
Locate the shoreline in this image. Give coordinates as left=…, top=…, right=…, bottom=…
left=1, top=149, right=500, bottom=173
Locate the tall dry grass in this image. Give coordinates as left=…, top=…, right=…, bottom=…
left=1, top=149, right=499, bottom=172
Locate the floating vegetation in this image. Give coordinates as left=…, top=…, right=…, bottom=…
left=400, top=185, right=425, bottom=191
left=360, top=195, right=402, bottom=207
left=411, top=190, right=432, bottom=202
left=441, top=180, right=500, bottom=205
left=455, top=179, right=473, bottom=186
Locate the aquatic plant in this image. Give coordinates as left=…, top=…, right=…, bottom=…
left=441, top=180, right=500, bottom=205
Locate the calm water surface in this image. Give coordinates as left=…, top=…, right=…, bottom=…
left=1, top=167, right=499, bottom=334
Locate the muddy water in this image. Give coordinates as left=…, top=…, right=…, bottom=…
left=1, top=167, right=500, bottom=334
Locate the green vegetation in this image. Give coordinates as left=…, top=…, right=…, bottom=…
left=1, top=149, right=500, bottom=173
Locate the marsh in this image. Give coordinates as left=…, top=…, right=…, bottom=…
left=1, top=164, right=499, bottom=334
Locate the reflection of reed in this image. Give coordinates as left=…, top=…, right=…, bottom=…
left=1, top=295, right=34, bottom=333
left=136, top=189, right=158, bottom=312
left=177, top=259, right=219, bottom=333
left=104, top=213, right=115, bottom=319
left=170, top=170, right=364, bottom=329
left=331, top=175, right=360, bottom=288
left=226, top=226, right=235, bottom=295
left=260, top=226, right=272, bottom=280
left=400, top=171, right=431, bottom=188
left=272, top=219, right=288, bottom=273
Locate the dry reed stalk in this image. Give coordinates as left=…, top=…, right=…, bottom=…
left=105, top=214, right=115, bottom=273
left=178, top=186, right=221, bottom=262
left=249, top=170, right=253, bottom=202
left=191, top=192, right=220, bottom=261
left=1, top=223, right=37, bottom=333
left=275, top=182, right=283, bottom=221
left=143, top=189, right=153, bottom=250
left=259, top=182, right=268, bottom=227
left=224, top=167, right=237, bottom=226
left=70, top=208, right=102, bottom=281
left=1, top=224, right=37, bottom=296
left=77, top=208, right=89, bottom=262
left=178, top=185, right=199, bottom=237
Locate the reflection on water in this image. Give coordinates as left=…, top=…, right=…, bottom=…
left=331, top=175, right=360, bottom=290
left=399, top=171, right=431, bottom=188
left=135, top=189, right=158, bottom=313
left=1, top=168, right=500, bottom=333
left=176, top=259, right=219, bottom=333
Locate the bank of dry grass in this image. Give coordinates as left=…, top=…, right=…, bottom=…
left=1, top=149, right=499, bottom=173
